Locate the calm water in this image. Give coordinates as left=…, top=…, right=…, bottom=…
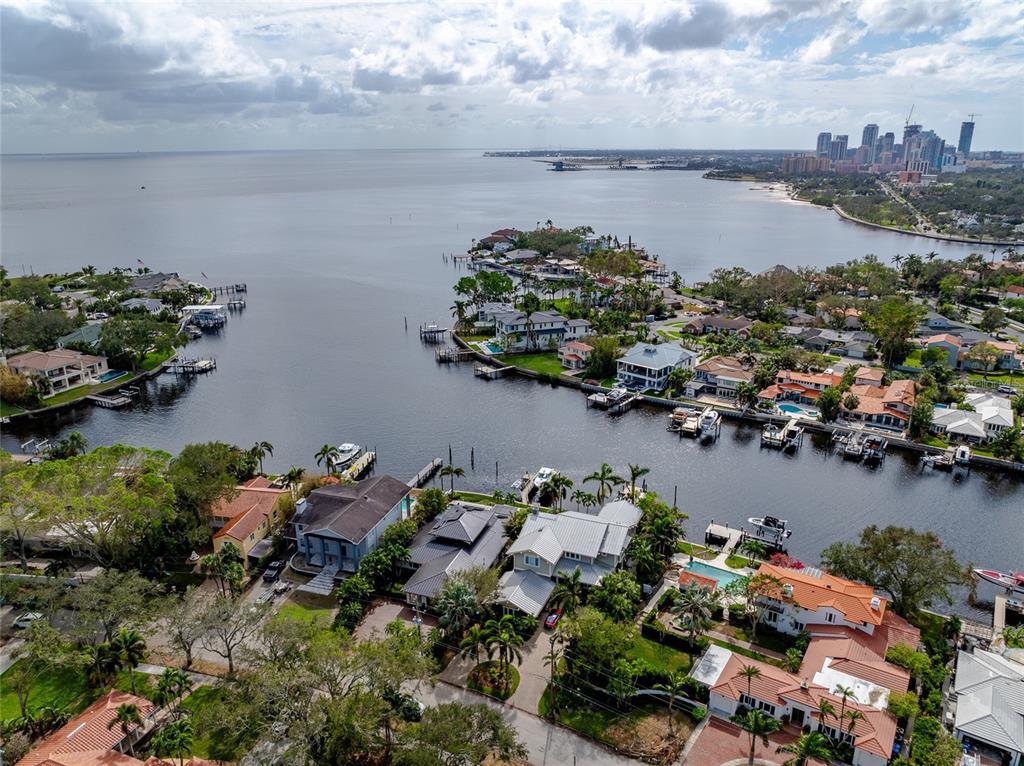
left=2, top=151, right=1020, bottom=609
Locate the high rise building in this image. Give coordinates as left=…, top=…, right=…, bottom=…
left=903, top=123, right=921, bottom=148
left=880, top=132, right=895, bottom=157
left=958, top=121, right=975, bottom=155
left=816, top=132, right=832, bottom=157
left=905, top=130, right=945, bottom=172
left=829, top=134, right=848, bottom=161
left=861, top=123, right=879, bottom=160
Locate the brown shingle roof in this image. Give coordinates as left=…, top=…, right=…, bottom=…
left=301, top=475, right=409, bottom=544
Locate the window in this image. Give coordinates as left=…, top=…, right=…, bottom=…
left=825, top=612, right=836, bottom=624
left=564, top=552, right=581, bottom=561
left=524, top=555, right=540, bottom=567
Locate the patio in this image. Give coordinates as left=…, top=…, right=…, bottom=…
left=683, top=716, right=802, bottom=766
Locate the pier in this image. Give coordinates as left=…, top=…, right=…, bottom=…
left=761, top=422, right=785, bottom=448
left=339, top=451, right=376, bottom=481
left=209, top=283, right=247, bottom=295
left=166, top=357, right=217, bottom=375
left=435, top=346, right=474, bottom=363
left=474, top=364, right=512, bottom=379
left=227, top=297, right=246, bottom=310
left=408, top=458, right=443, bottom=488
left=419, top=323, right=449, bottom=343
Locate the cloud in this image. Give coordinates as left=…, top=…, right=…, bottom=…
left=426, top=101, right=446, bottom=111
left=641, top=3, right=734, bottom=51
left=800, top=26, right=866, bottom=64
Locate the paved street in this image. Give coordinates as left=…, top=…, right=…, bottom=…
left=411, top=679, right=640, bottom=766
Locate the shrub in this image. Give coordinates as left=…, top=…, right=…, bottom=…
left=728, top=603, right=747, bottom=624
left=690, top=706, right=706, bottom=722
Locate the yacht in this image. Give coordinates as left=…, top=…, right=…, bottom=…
left=748, top=515, right=793, bottom=539
left=699, top=407, right=721, bottom=431
left=973, top=568, right=1024, bottom=594
left=954, top=445, right=972, bottom=465
left=330, top=443, right=363, bottom=469
left=534, top=467, right=556, bottom=489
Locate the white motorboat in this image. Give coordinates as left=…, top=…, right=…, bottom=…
left=534, top=467, right=556, bottom=488
left=954, top=445, right=972, bottom=465
left=973, top=568, right=1024, bottom=593
left=330, top=443, right=363, bottom=469
left=699, top=407, right=721, bottom=431
left=747, top=515, right=792, bottom=539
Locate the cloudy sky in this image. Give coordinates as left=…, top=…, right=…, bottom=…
left=2, top=0, right=1022, bottom=154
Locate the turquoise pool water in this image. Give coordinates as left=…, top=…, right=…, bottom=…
left=684, top=561, right=747, bottom=589
left=779, top=403, right=817, bottom=417
left=484, top=342, right=503, bottom=354
left=98, top=370, right=127, bottom=383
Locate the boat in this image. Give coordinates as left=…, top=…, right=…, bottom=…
left=954, top=445, right=972, bottom=465
left=782, top=419, right=803, bottom=452
left=843, top=433, right=865, bottom=460
left=863, top=435, right=887, bottom=464
left=748, top=515, right=793, bottom=540
left=534, top=467, right=556, bottom=488
left=761, top=423, right=784, bottom=448
left=330, top=443, right=363, bottom=469
left=699, top=407, right=720, bottom=431
left=973, top=569, right=1024, bottom=593
left=587, top=386, right=630, bottom=409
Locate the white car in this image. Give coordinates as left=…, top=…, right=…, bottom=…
left=12, top=612, right=44, bottom=629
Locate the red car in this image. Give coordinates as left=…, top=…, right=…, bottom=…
left=544, top=609, right=562, bottom=629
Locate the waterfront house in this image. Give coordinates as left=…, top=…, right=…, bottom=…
left=130, top=271, right=187, bottom=293
left=682, top=313, right=752, bottom=338
left=502, top=248, right=541, bottom=263
left=951, top=648, right=1024, bottom=766
left=616, top=342, right=697, bottom=391
left=493, top=310, right=579, bottom=352
left=293, top=475, right=411, bottom=575
left=5, top=348, right=108, bottom=395
left=558, top=340, right=593, bottom=370
left=685, top=355, right=752, bottom=400
left=211, top=476, right=291, bottom=566
left=931, top=393, right=1014, bottom=444
left=843, top=378, right=917, bottom=429
left=498, top=501, right=641, bottom=616
left=924, top=333, right=961, bottom=367
left=55, top=323, right=103, bottom=350
left=757, top=370, right=841, bottom=406
left=16, top=690, right=153, bottom=766
left=564, top=318, right=592, bottom=341
left=476, top=302, right=515, bottom=324
left=402, top=502, right=512, bottom=607
left=120, top=297, right=166, bottom=315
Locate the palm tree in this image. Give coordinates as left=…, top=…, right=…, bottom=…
left=626, top=463, right=650, bottom=500
left=545, top=472, right=573, bottom=510
left=450, top=300, right=469, bottom=330
left=435, top=580, right=477, bottom=638
left=111, top=628, right=146, bottom=694
left=570, top=489, right=589, bottom=511
left=63, top=431, right=88, bottom=457
left=250, top=440, right=274, bottom=475
left=152, top=718, right=195, bottom=766
left=583, top=462, right=624, bottom=503
left=741, top=538, right=768, bottom=564
left=315, top=444, right=340, bottom=474
left=107, top=703, right=142, bottom=756
left=732, top=709, right=781, bottom=766
left=739, top=664, right=762, bottom=703
left=834, top=684, right=855, bottom=728
left=776, top=732, right=834, bottom=766
left=656, top=671, right=690, bottom=736
left=816, top=698, right=837, bottom=735
left=644, top=511, right=682, bottom=558
left=459, top=625, right=489, bottom=664
left=672, top=582, right=721, bottom=648
left=88, top=642, right=122, bottom=687
left=155, top=668, right=193, bottom=719
left=550, top=568, right=584, bottom=615
left=282, top=466, right=305, bottom=498
left=439, top=464, right=465, bottom=494
left=484, top=614, right=524, bottom=692
left=629, top=535, right=663, bottom=585
left=844, top=709, right=865, bottom=740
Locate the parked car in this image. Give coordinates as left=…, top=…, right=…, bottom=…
left=273, top=580, right=290, bottom=594
left=256, top=590, right=275, bottom=604
left=544, top=609, right=562, bottom=630
left=12, top=612, right=44, bottom=630
left=262, top=560, right=284, bottom=582
left=997, top=384, right=1015, bottom=395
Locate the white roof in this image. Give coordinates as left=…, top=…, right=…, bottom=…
left=691, top=645, right=734, bottom=688
left=619, top=342, right=695, bottom=370
left=597, top=500, right=643, bottom=527
left=498, top=569, right=556, bottom=616
left=955, top=678, right=1024, bottom=754
left=508, top=507, right=638, bottom=564
left=964, top=392, right=1015, bottom=428
left=932, top=408, right=987, bottom=439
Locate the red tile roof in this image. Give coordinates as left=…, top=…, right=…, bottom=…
left=18, top=691, right=153, bottom=766
left=211, top=483, right=288, bottom=544
left=925, top=333, right=961, bottom=346
left=678, top=570, right=719, bottom=590
left=756, top=564, right=888, bottom=626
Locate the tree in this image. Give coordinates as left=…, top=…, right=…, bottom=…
left=0, top=455, right=52, bottom=570
left=200, top=542, right=245, bottom=598
left=111, top=628, right=147, bottom=694
left=249, top=440, right=273, bottom=475
left=571, top=489, right=596, bottom=512
left=561, top=606, right=635, bottom=680
left=155, top=667, right=193, bottom=719
left=459, top=625, right=489, bottom=665
left=887, top=690, right=919, bottom=719
left=169, top=441, right=251, bottom=529
left=919, top=346, right=949, bottom=368
left=816, top=386, right=843, bottom=423
left=908, top=392, right=934, bottom=439
left=152, top=718, right=195, bottom=766
left=435, top=579, right=478, bottom=639
left=861, top=299, right=925, bottom=366
left=636, top=493, right=687, bottom=558
left=99, top=315, right=182, bottom=371
left=394, top=701, right=528, bottom=766
left=439, top=464, right=465, bottom=494
left=739, top=664, right=762, bottom=701
left=160, top=587, right=206, bottom=669
left=667, top=367, right=694, bottom=397
left=483, top=614, right=524, bottom=692
left=776, top=732, right=833, bottom=766
left=201, top=596, right=270, bottom=676
left=415, top=487, right=448, bottom=523
left=315, top=443, right=341, bottom=474
left=8, top=621, right=87, bottom=718
left=741, top=538, right=768, bottom=563
left=820, top=525, right=966, bottom=615
left=979, top=306, right=1007, bottom=334
left=626, top=463, right=650, bottom=500
left=816, top=697, right=837, bottom=733
left=73, top=569, right=162, bottom=643
left=628, top=534, right=664, bottom=585
left=583, top=463, right=624, bottom=503
left=48, top=431, right=88, bottom=459
left=743, top=574, right=784, bottom=640
left=107, top=703, right=142, bottom=757
left=965, top=341, right=1000, bottom=371
left=543, top=471, right=573, bottom=510
left=672, top=581, right=721, bottom=647
left=584, top=336, right=621, bottom=379
left=656, top=671, right=690, bottom=736
left=833, top=684, right=855, bottom=728
left=588, top=570, right=642, bottom=622
left=784, top=648, right=803, bottom=673
left=550, top=568, right=584, bottom=615
left=732, top=709, right=781, bottom=766
left=842, top=392, right=860, bottom=411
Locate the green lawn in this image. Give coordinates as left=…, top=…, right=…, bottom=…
left=902, top=350, right=924, bottom=369
left=140, top=348, right=175, bottom=371
left=676, top=542, right=716, bottom=560
left=711, top=638, right=784, bottom=668
left=967, top=370, right=1024, bottom=385
left=728, top=626, right=798, bottom=655
left=180, top=687, right=242, bottom=759
left=0, top=661, right=96, bottom=721
left=467, top=661, right=519, bottom=701
left=452, top=491, right=533, bottom=509
left=113, top=669, right=156, bottom=700
left=277, top=594, right=336, bottom=625
left=724, top=554, right=759, bottom=570
left=920, top=435, right=949, bottom=448
left=625, top=636, right=693, bottom=674
left=0, top=400, right=26, bottom=416
left=496, top=352, right=565, bottom=377
left=40, top=376, right=130, bottom=407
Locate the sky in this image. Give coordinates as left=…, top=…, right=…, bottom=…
left=2, top=0, right=1022, bottom=154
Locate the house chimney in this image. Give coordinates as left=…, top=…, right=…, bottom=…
left=870, top=596, right=881, bottom=611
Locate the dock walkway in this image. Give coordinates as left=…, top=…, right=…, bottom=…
left=409, top=458, right=443, bottom=488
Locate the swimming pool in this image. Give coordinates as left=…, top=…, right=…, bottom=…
left=778, top=403, right=818, bottom=418
left=98, top=370, right=128, bottom=383
left=483, top=342, right=503, bottom=355
left=684, top=561, right=748, bottom=589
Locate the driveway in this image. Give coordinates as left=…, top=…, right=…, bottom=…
left=682, top=715, right=800, bottom=766
left=353, top=599, right=437, bottom=641
left=507, top=629, right=555, bottom=714
left=411, top=679, right=640, bottom=766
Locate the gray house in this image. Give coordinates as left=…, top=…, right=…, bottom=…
left=616, top=342, right=697, bottom=391
left=402, top=502, right=513, bottom=607
left=293, top=475, right=411, bottom=575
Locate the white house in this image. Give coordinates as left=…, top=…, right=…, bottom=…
left=5, top=349, right=108, bottom=395
left=493, top=310, right=582, bottom=352
left=497, top=501, right=641, bottom=616
left=931, top=393, right=1014, bottom=444
left=951, top=648, right=1024, bottom=766
left=616, top=342, right=697, bottom=391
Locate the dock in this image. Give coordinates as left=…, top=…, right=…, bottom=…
left=210, top=283, right=247, bottom=295
left=408, top=458, right=443, bottom=488
left=863, top=436, right=888, bottom=464
left=419, top=323, right=449, bottom=343
left=339, top=451, right=376, bottom=481
left=704, top=521, right=743, bottom=550
left=781, top=418, right=804, bottom=452
left=435, top=346, right=475, bottom=363
left=166, top=357, right=217, bottom=375
left=515, top=472, right=536, bottom=504
left=843, top=433, right=865, bottom=460
left=761, top=422, right=784, bottom=448
left=474, top=364, right=512, bottom=379
left=669, top=406, right=701, bottom=437
left=609, top=392, right=639, bottom=415
left=227, top=297, right=246, bottom=310
left=87, top=392, right=132, bottom=409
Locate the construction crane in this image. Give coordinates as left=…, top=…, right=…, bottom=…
left=904, top=103, right=915, bottom=127
left=967, top=113, right=982, bottom=122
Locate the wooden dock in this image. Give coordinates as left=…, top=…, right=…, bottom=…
left=408, top=458, right=443, bottom=488
left=87, top=392, right=132, bottom=409
left=436, top=346, right=474, bottom=363
left=227, top=298, right=246, bottom=310
left=339, top=451, right=376, bottom=481
left=210, top=283, right=247, bottom=295
left=474, top=364, right=512, bottom=379
left=704, top=521, right=743, bottom=550
left=166, top=357, right=217, bottom=375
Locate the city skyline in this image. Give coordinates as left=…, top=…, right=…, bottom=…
left=1, top=0, right=1022, bottom=154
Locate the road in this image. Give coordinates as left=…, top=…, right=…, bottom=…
left=411, top=679, right=641, bottom=766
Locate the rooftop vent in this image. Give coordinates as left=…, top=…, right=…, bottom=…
left=870, top=596, right=881, bottom=611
